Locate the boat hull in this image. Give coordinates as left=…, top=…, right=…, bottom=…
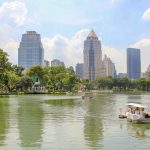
left=118, top=115, right=127, bottom=119
left=132, top=118, right=150, bottom=124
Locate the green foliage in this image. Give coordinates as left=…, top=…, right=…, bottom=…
left=16, top=76, right=33, bottom=92
left=12, top=65, right=24, bottom=77
left=82, top=79, right=94, bottom=91
left=4, top=71, right=18, bottom=92
left=96, top=76, right=113, bottom=90
left=0, top=49, right=15, bottom=92
left=0, top=49, right=12, bottom=72
left=113, top=77, right=130, bottom=91
left=26, top=66, right=48, bottom=86
left=1, top=48, right=150, bottom=93
left=48, top=66, right=79, bottom=93
left=138, top=78, right=150, bottom=91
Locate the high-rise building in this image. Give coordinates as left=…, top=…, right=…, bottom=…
left=51, top=59, right=65, bottom=67
left=102, top=55, right=116, bottom=78
left=83, top=30, right=102, bottom=80
left=127, top=48, right=141, bottom=79
left=18, top=31, right=44, bottom=71
left=76, top=63, right=83, bottom=79
left=143, top=64, right=150, bottom=78
left=44, top=60, right=50, bottom=67
left=117, top=73, right=127, bottom=78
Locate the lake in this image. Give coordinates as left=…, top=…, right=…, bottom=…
left=0, top=93, right=150, bottom=150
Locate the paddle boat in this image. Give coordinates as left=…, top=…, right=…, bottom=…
left=119, top=103, right=150, bottom=124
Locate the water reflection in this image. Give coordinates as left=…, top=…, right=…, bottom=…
left=18, top=97, right=44, bottom=149
left=127, top=123, right=150, bottom=139
left=127, top=95, right=142, bottom=103
left=44, top=99, right=81, bottom=121
left=0, top=97, right=9, bottom=146
left=45, top=99, right=80, bottom=107
left=83, top=95, right=105, bottom=149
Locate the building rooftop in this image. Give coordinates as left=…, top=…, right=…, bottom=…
left=87, top=30, right=98, bottom=40
left=26, top=31, right=37, bottom=34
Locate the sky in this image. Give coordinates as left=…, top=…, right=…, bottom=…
left=0, top=0, right=150, bottom=73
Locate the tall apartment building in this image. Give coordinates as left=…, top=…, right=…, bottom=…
left=51, top=59, right=65, bottom=67
left=83, top=30, right=102, bottom=80
left=18, top=31, right=44, bottom=71
left=127, top=48, right=141, bottom=79
left=102, top=55, right=116, bottom=78
left=76, top=63, right=83, bottom=79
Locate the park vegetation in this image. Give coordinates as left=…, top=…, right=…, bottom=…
left=0, top=49, right=150, bottom=94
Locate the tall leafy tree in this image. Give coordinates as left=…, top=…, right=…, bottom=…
left=0, top=49, right=14, bottom=92
left=26, top=66, right=48, bottom=86
left=16, top=76, right=33, bottom=92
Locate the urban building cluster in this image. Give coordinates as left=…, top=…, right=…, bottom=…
left=18, top=30, right=150, bottom=80
left=76, top=30, right=116, bottom=80
left=18, top=31, right=65, bottom=71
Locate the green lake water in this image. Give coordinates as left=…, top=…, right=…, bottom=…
left=0, top=93, right=150, bottom=150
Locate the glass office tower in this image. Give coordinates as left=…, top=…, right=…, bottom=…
left=83, top=30, right=102, bottom=80
left=127, top=48, right=141, bottom=79
left=18, top=31, right=44, bottom=71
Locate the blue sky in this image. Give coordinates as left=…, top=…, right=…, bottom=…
left=0, top=0, right=150, bottom=73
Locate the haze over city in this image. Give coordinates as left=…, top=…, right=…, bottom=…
left=0, top=0, right=150, bottom=73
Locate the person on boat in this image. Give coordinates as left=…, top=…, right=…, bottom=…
left=140, top=107, right=145, bottom=116
left=135, top=107, right=140, bottom=115
left=140, top=108, right=150, bottom=118
left=125, top=107, right=131, bottom=116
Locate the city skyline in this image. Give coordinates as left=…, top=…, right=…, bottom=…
left=0, top=0, right=150, bottom=73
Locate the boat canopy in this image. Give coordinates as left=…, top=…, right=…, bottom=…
left=126, top=103, right=146, bottom=108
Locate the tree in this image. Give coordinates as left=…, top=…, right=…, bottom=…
left=12, top=65, right=24, bottom=77
left=0, top=49, right=14, bottom=92
left=113, top=78, right=130, bottom=91
left=16, top=76, right=33, bottom=92
left=48, top=66, right=80, bottom=93
left=96, top=77, right=114, bottom=90
left=0, top=49, right=12, bottom=72
left=64, top=67, right=79, bottom=92
left=3, top=71, right=18, bottom=93
left=64, top=74, right=79, bottom=92
left=48, top=66, right=66, bottom=92
left=138, top=78, right=150, bottom=91
left=82, top=79, right=94, bottom=91
left=26, top=66, right=48, bottom=86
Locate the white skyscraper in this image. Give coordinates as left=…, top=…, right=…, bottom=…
left=102, top=55, right=116, bottom=78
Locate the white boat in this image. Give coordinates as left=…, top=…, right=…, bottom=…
left=119, top=103, right=150, bottom=124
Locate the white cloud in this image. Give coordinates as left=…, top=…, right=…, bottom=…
left=0, top=40, right=19, bottom=65
left=102, top=45, right=126, bottom=73
left=42, top=29, right=89, bottom=67
left=0, top=1, right=27, bottom=26
left=142, top=8, right=150, bottom=20
left=42, top=29, right=126, bottom=73
left=130, top=38, right=150, bottom=72
left=0, top=24, right=13, bottom=38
